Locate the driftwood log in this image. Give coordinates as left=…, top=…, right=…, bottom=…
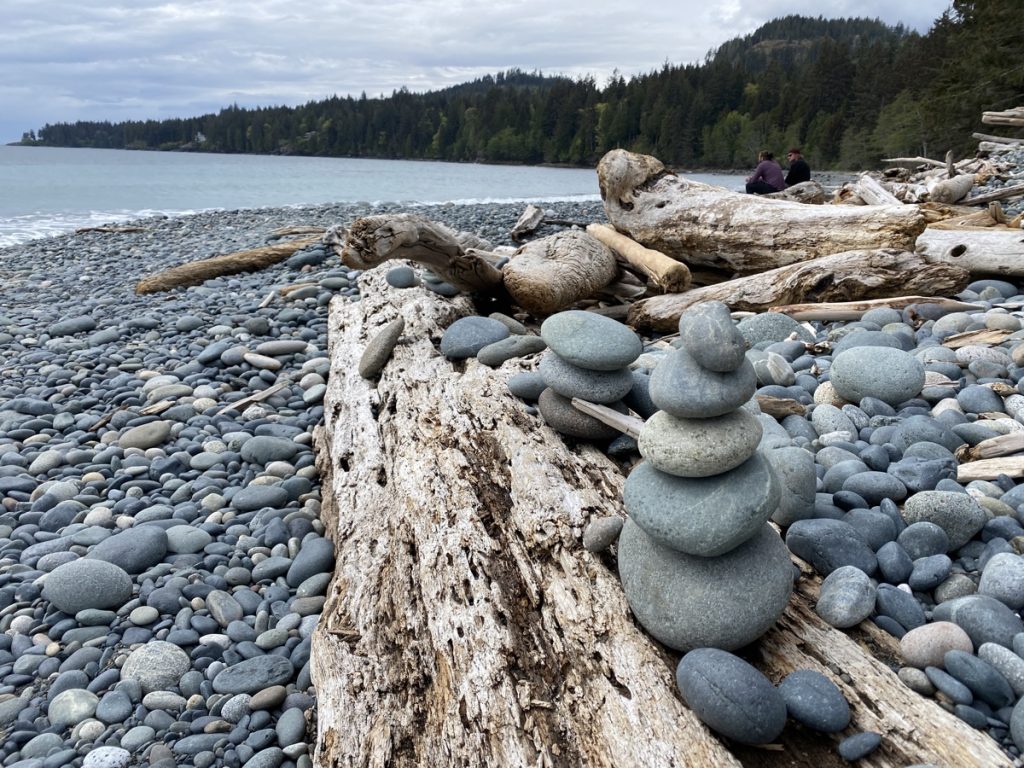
left=135, top=235, right=322, bottom=294
left=585, top=223, right=691, bottom=293
left=597, top=149, right=926, bottom=274
left=917, top=227, right=1024, bottom=276
left=764, top=180, right=826, bottom=204
left=310, top=273, right=1011, bottom=767
left=628, top=249, right=970, bottom=331
left=769, top=296, right=985, bottom=321
left=851, top=174, right=901, bottom=206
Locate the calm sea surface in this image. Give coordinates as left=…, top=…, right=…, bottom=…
left=0, top=145, right=745, bottom=247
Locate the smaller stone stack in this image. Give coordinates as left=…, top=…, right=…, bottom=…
left=536, top=310, right=642, bottom=440
left=618, top=301, right=794, bottom=651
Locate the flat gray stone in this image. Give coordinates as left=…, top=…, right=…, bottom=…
left=637, top=408, right=761, bottom=478
left=737, top=312, right=814, bottom=345
left=48, top=689, right=98, bottom=728
left=979, top=552, right=1024, bottom=609
left=507, top=372, right=546, bottom=401
left=764, top=446, right=816, bottom=526
left=677, top=301, right=747, bottom=372
left=778, top=669, right=851, bottom=733
left=118, top=420, right=171, bottom=450
left=582, top=516, right=623, bottom=553
left=212, top=656, right=295, bottom=695
left=87, top=525, right=168, bottom=574
left=618, top=520, right=792, bottom=651
left=43, top=559, right=133, bottom=614
left=648, top=345, right=756, bottom=419
left=286, top=536, right=335, bottom=587
left=815, top=565, right=876, bottom=629
left=624, top=455, right=779, bottom=556
left=477, top=335, right=546, bottom=367
left=440, top=316, right=509, bottom=360
left=358, top=317, right=405, bottom=379
left=675, top=648, right=787, bottom=744
left=830, top=346, right=924, bottom=406
left=785, top=518, right=877, bottom=577
left=539, top=351, right=633, bottom=403
left=540, top=310, right=642, bottom=371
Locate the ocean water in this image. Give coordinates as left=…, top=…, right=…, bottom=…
left=0, top=145, right=745, bottom=247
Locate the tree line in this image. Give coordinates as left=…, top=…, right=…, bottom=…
left=21, top=1, right=1022, bottom=171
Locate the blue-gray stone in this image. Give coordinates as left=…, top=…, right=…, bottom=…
left=815, top=565, right=876, bottom=628
left=908, top=554, right=952, bottom=592
left=539, top=351, right=633, bottom=403
left=842, top=509, right=896, bottom=551
left=275, top=706, right=307, bottom=747
left=892, top=415, right=966, bottom=454
left=934, top=595, right=1024, bottom=649
left=837, top=732, right=882, bottom=761
left=778, top=669, right=851, bottom=733
left=537, top=389, right=624, bottom=440
left=507, top=371, right=547, bottom=401
left=87, top=525, right=168, bottom=574
left=618, top=520, right=792, bottom=651
left=957, top=384, right=1006, bottom=415
left=440, top=316, right=509, bottom=360
left=765, top=446, right=816, bottom=526
left=677, top=301, right=747, bottom=372
left=649, top=345, right=756, bottom=419
left=832, top=330, right=905, bottom=355
left=841, top=471, right=907, bottom=505
left=925, top=666, right=974, bottom=704
left=623, top=370, right=657, bottom=419
left=95, top=690, right=133, bottom=724
left=785, top=519, right=877, bottom=576
left=357, top=317, right=405, bottom=379
left=875, top=584, right=926, bottom=630
left=240, top=436, right=299, bottom=465
left=675, top=648, right=787, bottom=745
left=212, top=656, right=295, bottom=695
left=830, top=346, right=924, bottom=406
left=944, top=649, right=1015, bottom=709
left=477, top=335, right=546, bottom=368
left=979, top=552, right=1024, bottom=609
left=887, top=455, right=957, bottom=493
left=232, top=485, right=290, bottom=512
left=623, top=454, right=779, bottom=556
left=286, top=536, right=335, bottom=587
left=897, top=521, right=950, bottom=559
left=43, top=559, right=132, bottom=614
left=49, top=316, right=96, bottom=336
left=540, top=310, right=642, bottom=371
left=385, top=266, right=419, bottom=288
left=737, top=312, right=814, bottom=346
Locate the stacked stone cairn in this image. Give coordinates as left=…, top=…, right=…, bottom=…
left=535, top=310, right=643, bottom=440
left=617, top=301, right=794, bottom=652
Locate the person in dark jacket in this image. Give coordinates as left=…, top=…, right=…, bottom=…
left=745, top=150, right=785, bottom=194
left=785, top=147, right=811, bottom=187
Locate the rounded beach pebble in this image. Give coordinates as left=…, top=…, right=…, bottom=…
left=538, top=389, right=625, bottom=440
left=440, top=316, right=509, bottom=359
left=539, top=351, right=634, bottom=403
left=618, top=519, right=793, bottom=651
left=637, top=408, right=762, bottom=478
left=648, top=345, right=757, bottom=419
left=359, top=316, right=405, bottom=378
left=815, top=565, right=876, bottom=628
left=899, top=621, right=973, bottom=668
left=540, top=310, right=642, bottom=371
left=778, top=669, right=851, bottom=733
left=829, top=346, right=925, bottom=406
left=43, top=558, right=133, bottom=614
left=675, top=648, right=787, bottom=745
left=677, top=300, right=747, bottom=372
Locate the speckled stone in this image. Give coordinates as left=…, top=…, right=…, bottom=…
left=778, top=669, right=851, bottom=733
left=830, top=346, right=925, bottom=406
left=358, top=317, right=405, bottom=378
left=902, top=491, right=987, bottom=550
left=637, top=408, right=762, bottom=478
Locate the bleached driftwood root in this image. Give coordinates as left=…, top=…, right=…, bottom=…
left=135, top=235, right=322, bottom=294
left=917, top=227, right=1024, bottom=276
left=586, top=223, right=691, bottom=293
left=597, top=149, right=926, bottom=274
left=310, top=272, right=1011, bottom=768
left=628, top=249, right=969, bottom=331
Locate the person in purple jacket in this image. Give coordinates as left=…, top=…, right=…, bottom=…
left=745, top=150, right=785, bottom=195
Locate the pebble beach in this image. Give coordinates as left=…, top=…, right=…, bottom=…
left=4, top=175, right=1024, bottom=767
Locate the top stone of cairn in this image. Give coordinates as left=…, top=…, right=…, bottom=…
left=678, top=300, right=747, bottom=373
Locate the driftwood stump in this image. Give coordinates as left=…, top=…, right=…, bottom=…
left=596, top=150, right=927, bottom=274
left=310, top=272, right=1010, bottom=767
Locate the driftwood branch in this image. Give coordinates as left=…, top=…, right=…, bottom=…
left=962, top=183, right=1024, bottom=206
left=972, top=132, right=1023, bottom=146
left=586, top=223, right=691, bottom=293
left=958, top=457, right=1024, bottom=482
left=957, top=432, right=1024, bottom=463
left=510, top=204, right=545, bottom=241
left=310, top=272, right=1012, bottom=767
left=769, top=296, right=985, bottom=321
left=983, top=107, right=1024, bottom=127
left=628, top=249, right=969, bottom=331
left=853, top=174, right=901, bottom=206
left=338, top=214, right=504, bottom=292
left=76, top=225, right=147, bottom=234
left=917, top=228, right=1024, bottom=275
left=135, top=235, right=322, bottom=294
left=597, top=150, right=925, bottom=274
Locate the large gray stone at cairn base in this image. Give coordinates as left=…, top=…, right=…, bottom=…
left=43, top=559, right=133, bottom=614
left=829, top=346, right=925, bottom=406
left=540, top=310, right=642, bottom=371
left=618, top=519, right=793, bottom=651
left=677, top=301, right=747, bottom=373
left=648, top=345, right=756, bottom=419
left=637, top=408, right=762, bottom=478
left=624, top=454, right=779, bottom=556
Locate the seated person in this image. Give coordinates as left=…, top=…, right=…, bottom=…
left=745, top=151, right=785, bottom=194
left=785, top=147, right=811, bottom=187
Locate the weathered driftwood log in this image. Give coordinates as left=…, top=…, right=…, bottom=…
left=983, top=107, right=1024, bottom=127
left=510, top=204, right=545, bottom=241
left=311, top=273, right=1011, bottom=767
left=764, top=180, right=827, bottom=204
left=928, top=174, right=974, bottom=204
left=597, top=150, right=926, bottom=274
left=628, top=249, right=969, bottom=331
left=135, top=235, right=322, bottom=294
left=770, top=296, right=985, bottom=321
left=853, top=174, right=901, bottom=206
left=502, top=230, right=618, bottom=315
left=917, top=227, right=1024, bottom=276
left=963, top=182, right=1024, bottom=206
left=973, top=132, right=1024, bottom=146
left=337, top=214, right=504, bottom=291
left=585, top=223, right=691, bottom=293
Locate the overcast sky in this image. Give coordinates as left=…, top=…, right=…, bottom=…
left=1, top=0, right=951, bottom=143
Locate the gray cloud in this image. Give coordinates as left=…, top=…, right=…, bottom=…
left=0, top=0, right=951, bottom=142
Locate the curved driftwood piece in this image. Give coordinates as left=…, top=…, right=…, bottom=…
left=510, top=204, right=545, bottom=241
left=502, top=229, right=618, bottom=315
left=764, top=180, right=826, bottom=204
left=917, top=227, right=1024, bottom=276
left=310, top=273, right=1011, bottom=767
left=770, top=296, right=985, bottom=321
left=597, top=149, right=926, bottom=274
left=928, top=174, right=975, bottom=204
left=586, top=223, right=691, bottom=293
left=135, top=235, right=322, bottom=294
left=338, top=214, right=504, bottom=292
left=628, top=249, right=970, bottom=331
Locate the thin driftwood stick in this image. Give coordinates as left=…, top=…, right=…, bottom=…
left=941, top=328, right=1013, bottom=349
left=770, top=296, right=985, bottom=321
left=337, top=214, right=504, bottom=292
left=972, top=132, right=1023, bottom=145
left=586, top=223, right=692, bottom=293
left=958, top=457, right=1024, bottom=482
left=215, top=380, right=289, bottom=416
left=629, top=249, right=969, bottom=332
left=135, top=235, right=322, bottom=294
left=882, top=156, right=948, bottom=168
left=570, top=398, right=645, bottom=438
left=962, top=183, right=1024, bottom=206
left=957, top=432, right=1024, bottom=463
left=76, top=225, right=147, bottom=234
left=267, top=226, right=326, bottom=241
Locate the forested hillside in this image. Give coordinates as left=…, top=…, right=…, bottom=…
left=20, top=1, right=1022, bottom=170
